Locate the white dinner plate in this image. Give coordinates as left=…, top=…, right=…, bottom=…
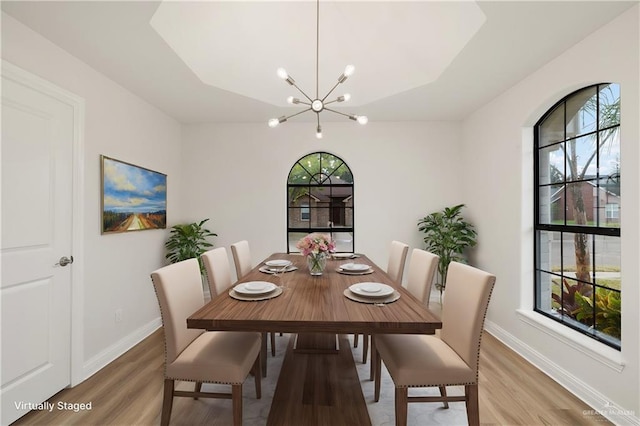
left=349, top=282, right=394, bottom=298
left=265, top=259, right=292, bottom=268
left=234, top=281, right=277, bottom=295
left=340, top=263, right=370, bottom=272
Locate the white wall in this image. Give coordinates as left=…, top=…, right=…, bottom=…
left=1, top=13, right=183, bottom=377
left=461, top=6, right=639, bottom=422
left=181, top=121, right=463, bottom=281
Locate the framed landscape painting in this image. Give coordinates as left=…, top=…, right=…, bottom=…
left=101, top=155, right=167, bottom=234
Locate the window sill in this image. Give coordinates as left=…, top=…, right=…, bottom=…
left=515, top=309, right=625, bottom=372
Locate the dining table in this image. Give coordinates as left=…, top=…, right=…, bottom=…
left=187, top=252, right=442, bottom=425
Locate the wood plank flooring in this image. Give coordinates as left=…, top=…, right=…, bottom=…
left=12, top=326, right=610, bottom=426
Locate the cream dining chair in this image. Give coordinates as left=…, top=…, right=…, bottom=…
left=230, top=240, right=252, bottom=279
left=373, top=261, right=496, bottom=426
left=404, top=248, right=439, bottom=306
left=387, top=240, right=410, bottom=285
left=150, top=258, right=262, bottom=426
left=230, top=240, right=278, bottom=357
left=369, top=248, right=439, bottom=379
left=201, top=247, right=234, bottom=297
left=355, top=241, right=410, bottom=363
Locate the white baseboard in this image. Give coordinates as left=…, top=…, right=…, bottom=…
left=81, top=318, right=162, bottom=382
left=484, top=320, right=639, bottom=426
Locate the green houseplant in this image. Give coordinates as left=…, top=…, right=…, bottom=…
left=417, top=204, right=477, bottom=293
left=165, top=218, right=217, bottom=272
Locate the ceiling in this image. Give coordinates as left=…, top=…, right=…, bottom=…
left=1, top=1, right=635, bottom=124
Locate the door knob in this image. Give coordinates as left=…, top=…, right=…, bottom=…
left=55, top=256, right=74, bottom=267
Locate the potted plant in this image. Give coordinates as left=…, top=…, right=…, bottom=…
left=417, top=204, right=477, bottom=294
left=165, top=218, right=217, bottom=273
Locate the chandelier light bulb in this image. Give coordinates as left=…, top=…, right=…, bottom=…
left=268, top=118, right=280, bottom=128
left=357, top=115, right=368, bottom=125
left=344, top=65, right=355, bottom=77
left=287, top=96, right=295, bottom=104
left=277, top=67, right=289, bottom=80
left=316, top=125, right=323, bottom=139
left=343, top=93, right=351, bottom=102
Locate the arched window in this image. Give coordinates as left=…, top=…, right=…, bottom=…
left=534, top=83, right=621, bottom=349
left=287, top=152, right=354, bottom=253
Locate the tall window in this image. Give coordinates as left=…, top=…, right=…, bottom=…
left=534, top=83, right=621, bottom=349
left=287, top=152, right=354, bottom=253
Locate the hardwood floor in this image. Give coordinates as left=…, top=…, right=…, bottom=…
left=12, top=325, right=610, bottom=425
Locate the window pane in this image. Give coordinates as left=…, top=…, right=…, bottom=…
left=564, top=181, right=597, bottom=226
left=563, top=232, right=594, bottom=283
left=594, top=287, right=621, bottom=343
left=308, top=207, right=329, bottom=228
left=599, top=83, right=620, bottom=129
left=565, top=135, right=597, bottom=181
left=559, top=278, right=595, bottom=326
left=330, top=185, right=353, bottom=200
left=320, top=153, right=342, bottom=179
left=539, top=103, right=565, bottom=147
left=597, top=194, right=621, bottom=228
left=288, top=207, right=303, bottom=227
left=330, top=231, right=353, bottom=252
left=536, top=270, right=559, bottom=315
left=310, top=186, right=327, bottom=202
left=538, top=143, right=564, bottom=185
left=536, top=231, right=561, bottom=273
left=538, top=184, right=564, bottom=224
left=289, top=162, right=312, bottom=183
left=566, top=86, right=597, bottom=138
left=594, top=235, right=620, bottom=290
left=288, top=232, right=310, bottom=252
left=333, top=163, right=354, bottom=183
left=599, top=129, right=620, bottom=178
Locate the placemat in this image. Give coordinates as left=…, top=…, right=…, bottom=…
left=229, top=286, right=283, bottom=301
left=343, top=289, right=400, bottom=304
left=336, top=268, right=374, bottom=275
left=259, top=266, right=298, bottom=274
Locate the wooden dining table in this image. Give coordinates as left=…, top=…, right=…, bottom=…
left=187, top=253, right=442, bottom=425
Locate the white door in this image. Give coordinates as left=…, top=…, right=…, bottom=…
left=1, top=65, right=75, bottom=425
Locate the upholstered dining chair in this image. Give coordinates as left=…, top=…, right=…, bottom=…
left=230, top=240, right=252, bottom=279
left=201, top=247, right=233, bottom=297
left=150, top=258, right=262, bottom=426
left=404, top=248, right=439, bottom=306
left=229, top=240, right=278, bottom=357
left=368, top=248, right=439, bottom=378
left=355, top=240, right=410, bottom=363
left=373, top=262, right=496, bottom=426
left=387, top=240, right=410, bottom=285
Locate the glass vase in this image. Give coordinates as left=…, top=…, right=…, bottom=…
left=306, top=253, right=327, bottom=276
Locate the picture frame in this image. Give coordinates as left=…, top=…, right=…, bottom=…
left=101, top=155, right=167, bottom=234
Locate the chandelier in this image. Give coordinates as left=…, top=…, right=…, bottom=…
left=268, top=0, right=367, bottom=139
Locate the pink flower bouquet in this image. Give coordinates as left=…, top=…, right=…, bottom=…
left=296, top=233, right=335, bottom=256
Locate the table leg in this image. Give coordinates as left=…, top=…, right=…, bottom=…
left=294, top=332, right=339, bottom=354
left=261, top=332, right=268, bottom=377
left=267, top=334, right=371, bottom=425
